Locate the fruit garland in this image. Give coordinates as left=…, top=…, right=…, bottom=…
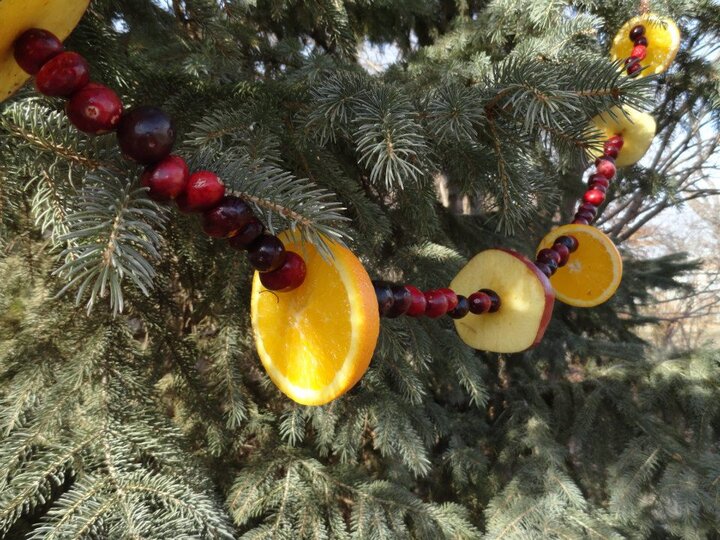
left=0, top=2, right=680, bottom=404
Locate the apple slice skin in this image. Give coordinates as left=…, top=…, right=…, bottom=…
left=450, top=248, right=555, bottom=353
left=0, top=0, right=90, bottom=102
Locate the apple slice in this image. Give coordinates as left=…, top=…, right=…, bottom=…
left=450, top=249, right=554, bottom=353
left=588, top=105, right=656, bottom=167
left=0, top=0, right=90, bottom=102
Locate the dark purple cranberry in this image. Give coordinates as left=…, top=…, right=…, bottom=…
left=468, top=292, right=492, bottom=314
left=536, top=262, right=553, bottom=277
left=589, top=182, right=608, bottom=194
left=574, top=210, right=596, bottom=223
left=629, top=24, right=645, bottom=41
left=117, top=106, right=176, bottom=164
left=259, top=252, right=306, bottom=292
left=555, top=235, right=578, bottom=252
left=448, top=295, right=470, bottom=319
left=627, top=62, right=643, bottom=77
left=579, top=202, right=598, bottom=216
left=202, top=196, right=254, bottom=238
left=35, top=51, right=89, bottom=97
left=386, top=286, right=413, bottom=318
left=479, top=289, right=501, bottom=312
left=589, top=174, right=610, bottom=188
left=537, top=248, right=561, bottom=266
left=13, top=29, right=64, bottom=74
left=228, top=219, right=264, bottom=250
left=572, top=217, right=590, bottom=225
left=66, top=83, right=123, bottom=134
left=634, top=36, right=648, bottom=47
left=552, top=243, right=570, bottom=266
left=248, top=234, right=286, bottom=272
left=373, top=281, right=395, bottom=316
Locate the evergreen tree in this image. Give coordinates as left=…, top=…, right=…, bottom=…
left=1, top=0, right=719, bottom=538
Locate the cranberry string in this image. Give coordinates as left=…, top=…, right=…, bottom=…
left=372, top=282, right=500, bottom=319
left=626, top=24, right=648, bottom=77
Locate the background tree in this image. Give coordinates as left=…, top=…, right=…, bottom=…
left=1, top=0, right=719, bottom=538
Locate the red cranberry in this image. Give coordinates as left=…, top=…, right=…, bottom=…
left=141, top=155, right=189, bottom=202
left=480, top=289, right=501, bottom=312
left=66, top=83, right=123, bottom=134
left=595, top=158, right=616, bottom=179
left=248, top=234, right=286, bottom=272
left=373, top=281, right=394, bottom=316
left=583, top=189, right=606, bottom=206
left=535, top=262, right=553, bottom=277
left=448, top=295, right=470, bottom=319
left=176, top=171, right=225, bottom=212
left=607, top=135, right=624, bottom=149
left=13, top=29, right=64, bottom=74
left=603, top=142, right=620, bottom=159
left=386, top=286, right=413, bottom=318
left=202, top=196, right=255, bottom=238
left=631, top=44, right=647, bottom=60
left=438, top=288, right=458, bottom=311
left=468, top=292, right=492, bottom=314
left=424, top=290, right=449, bottom=318
left=629, top=24, right=645, bottom=41
left=404, top=285, right=427, bottom=317
left=537, top=248, right=561, bottom=266
left=228, top=219, right=264, bottom=250
left=259, top=252, right=306, bottom=292
left=634, top=36, right=648, bottom=47
left=117, top=106, right=176, bottom=164
left=35, top=52, right=89, bottom=97
left=627, top=62, right=643, bottom=77
left=555, top=235, right=578, bottom=252
left=552, top=243, right=570, bottom=266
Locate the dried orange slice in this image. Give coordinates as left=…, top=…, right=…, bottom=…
left=610, top=14, right=680, bottom=78
left=537, top=224, right=623, bottom=307
left=0, top=0, right=90, bottom=102
left=588, top=105, right=656, bottom=167
left=251, top=231, right=379, bottom=405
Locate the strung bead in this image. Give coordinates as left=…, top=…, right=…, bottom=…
left=603, top=142, right=620, bottom=159
left=537, top=248, right=561, bottom=266
left=468, top=291, right=492, bottom=314
left=572, top=217, right=590, bottom=225
left=448, top=295, right=469, bottom=319
left=634, top=36, right=648, bottom=47
left=574, top=209, right=596, bottom=223
left=202, top=196, right=255, bottom=238
left=589, top=182, right=607, bottom=194
left=631, top=44, right=647, bottom=60
left=176, top=171, right=225, bottom=213
left=607, top=135, right=624, bottom=149
left=629, top=24, right=645, bottom=41
left=117, top=106, right=176, bottom=164
left=627, top=62, right=642, bottom=77
left=386, top=286, right=413, bottom=318
left=583, top=189, right=606, bottom=206
left=141, top=155, right=189, bottom=201
left=228, top=219, right=264, bottom=250
left=555, top=235, right=579, bottom=252
left=578, top=202, right=598, bottom=216
left=35, top=51, right=89, bottom=97
left=536, top=261, right=553, bottom=278
left=424, top=290, right=449, bottom=318
left=13, top=29, right=64, bottom=74
left=373, top=281, right=394, bottom=316
left=66, top=83, right=123, bottom=134
left=552, top=243, right=570, bottom=266
left=588, top=174, right=609, bottom=188
left=595, top=158, right=616, bottom=179
left=259, top=251, right=306, bottom=292
left=480, top=289, right=501, bottom=312
left=248, top=234, right=286, bottom=272
left=404, top=285, right=427, bottom=317
left=438, top=287, right=459, bottom=311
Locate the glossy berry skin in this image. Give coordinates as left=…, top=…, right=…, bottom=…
left=35, top=52, right=89, bottom=97
left=584, top=189, right=606, bottom=206
left=595, top=158, right=616, bottom=179
left=386, top=286, right=413, bottom=318
left=537, top=248, right=561, bottom=266
left=603, top=143, right=620, bottom=159
left=631, top=45, right=647, bottom=60
left=448, top=295, right=469, bottom=319
left=259, top=251, right=306, bottom=292
left=629, top=24, right=645, bottom=41
left=438, top=287, right=458, bottom=311
left=535, top=262, right=553, bottom=278
left=66, top=83, right=123, bottom=134
left=117, top=106, right=176, bottom=164
left=424, top=290, right=449, bottom=318
left=141, top=155, right=189, bottom=202
left=607, top=135, right=624, bottom=149
left=202, top=196, right=254, bottom=238
left=588, top=174, right=609, bottom=188
left=634, top=36, right=648, bottom=47
left=575, top=210, right=596, bottom=223
left=373, top=281, right=395, bottom=316
left=176, top=171, right=225, bottom=212
left=404, top=285, right=427, bottom=317
left=13, top=29, right=64, bottom=74
left=552, top=243, right=570, bottom=266
left=228, top=219, right=264, bottom=250
left=248, top=234, right=286, bottom=272
left=578, top=203, right=598, bottom=218
left=555, top=235, right=579, bottom=253
left=589, top=182, right=607, bottom=194
left=480, top=289, right=501, bottom=313
left=627, top=62, right=642, bottom=77
left=468, top=291, right=492, bottom=315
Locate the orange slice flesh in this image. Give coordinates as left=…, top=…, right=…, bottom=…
left=0, top=0, right=91, bottom=102
left=251, top=232, right=379, bottom=406
left=537, top=225, right=623, bottom=308
left=610, top=14, right=680, bottom=78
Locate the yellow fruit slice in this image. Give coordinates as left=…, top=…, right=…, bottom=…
left=610, top=14, right=680, bottom=78
left=450, top=249, right=555, bottom=353
left=537, top=224, right=623, bottom=307
left=0, top=0, right=90, bottom=102
left=588, top=105, right=656, bottom=167
left=251, top=232, right=379, bottom=406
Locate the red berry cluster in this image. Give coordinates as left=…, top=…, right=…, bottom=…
left=373, top=282, right=500, bottom=319
left=14, top=29, right=307, bottom=293
left=572, top=134, right=622, bottom=227
left=535, top=235, right=579, bottom=278
left=625, top=24, right=648, bottom=77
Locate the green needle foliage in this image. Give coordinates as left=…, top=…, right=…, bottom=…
left=1, top=0, right=719, bottom=538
